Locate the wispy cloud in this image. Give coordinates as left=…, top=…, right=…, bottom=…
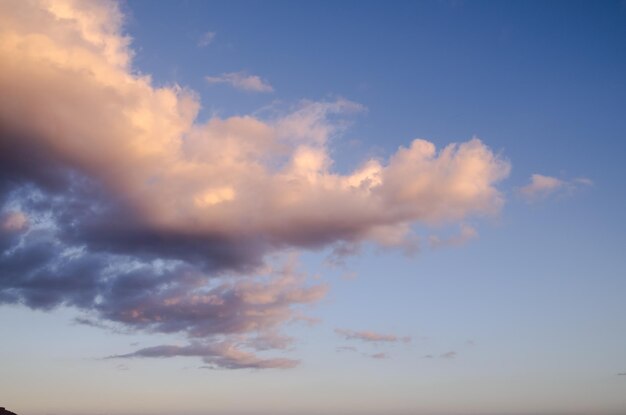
left=440, top=351, right=457, bottom=359
left=205, top=71, right=274, bottom=92
left=198, top=31, right=216, bottom=47
left=429, top=224, right=478, bottom=249
left=326, top=242, right=361, bottom=267
left=335, top=329, right=411, bottom=343
left=519, top=174, right=592, bottom=201
left=336, top=346, right=358, bottom=353
left=369, top=352, right=389, bottom=359
left=110, top=342, right=298, bottom=370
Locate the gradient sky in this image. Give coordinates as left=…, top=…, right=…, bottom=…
left=1, top=1, right=626, bottom=415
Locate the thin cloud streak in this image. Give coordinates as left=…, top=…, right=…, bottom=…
left=205, top=71, right=274, bottom=92
left=519, top=174, right=592, bottom=201
left=110, top=342, right=299, bottom=369
left=335, top=329, right=411, bottom=343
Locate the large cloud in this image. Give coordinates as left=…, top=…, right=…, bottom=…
left=0, top=0, right=510, bottom=368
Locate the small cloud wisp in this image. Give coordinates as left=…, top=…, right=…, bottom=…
left=205, top=71, right=274, bottom=92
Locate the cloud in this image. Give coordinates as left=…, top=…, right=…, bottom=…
left=440, top=351, right=457, bottom=359
left=198, top=31, right=216, bottom=47
left=111, top=341, right=298, bottom=369
left=519, top=174, right=564, bottom=199
left=335, top=329, right=411, bottom=343
left=325, top=242, right=361, bottom=267
left=336, top=346, right=358, bottom=353
left=0, top=0, right=510, bottom=368
left=1, top=211, right=29, bottom=232
left=206, top=71, right=274, bottom=92
left=429, top=223, right=478, bottom=249
left=369, top=352, right=388, bottom=359
left=519, top=174, right=592, bottom=201
left=74, top=317, right=112, bottom=330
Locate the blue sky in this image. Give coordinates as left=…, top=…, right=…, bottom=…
left=1, top=1, right=625, bottom=414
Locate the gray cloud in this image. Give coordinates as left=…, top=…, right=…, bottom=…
left=440, top=351, right=457, bottom=359
left=110, top=342, right=298, bottom=370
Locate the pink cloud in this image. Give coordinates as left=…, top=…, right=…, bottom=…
left=519, top=174, right=592, bottom=201
left=335, top=329, right=411, bottom=343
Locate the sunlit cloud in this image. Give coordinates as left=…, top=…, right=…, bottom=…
left=0, top=211, right=28, bottom=232
left=519, top=174, right=592, bottom=201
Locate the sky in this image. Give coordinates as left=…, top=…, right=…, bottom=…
left=0, top=1, right=625, bottom=414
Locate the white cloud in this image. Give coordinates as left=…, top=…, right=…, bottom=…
left=198, top=31, right=216, bottom=47
left=205, top=71, right=274, bottom=92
